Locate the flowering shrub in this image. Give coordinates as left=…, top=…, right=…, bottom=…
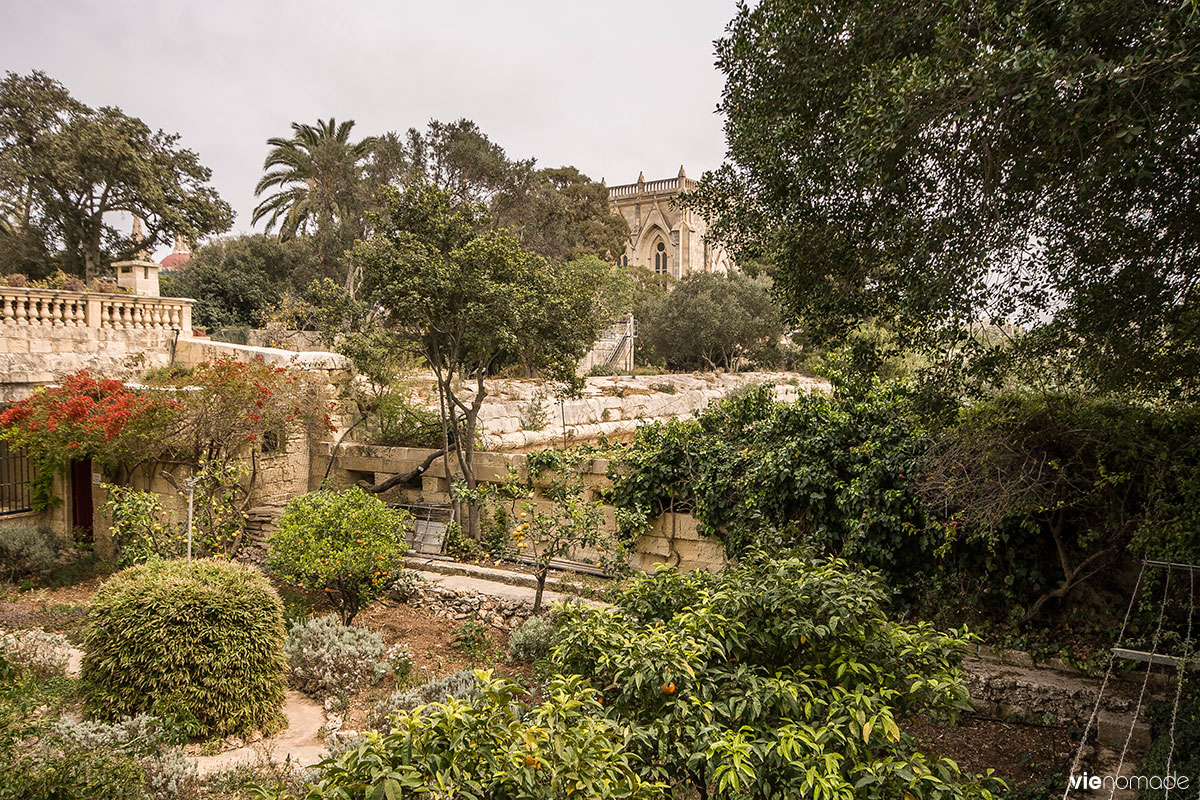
left=384, top=642, right=414, bottom=681
left=51, top=715, right=195, bottom=800
left=284, top=615, right=388, bottom=698
left=0, top=372, right=177, bottom=509
left=268, top=487, right=412, bottom=625
left=161, top=357, right=333, bottom=465
left=0, top=360, right=332, bottom=512
left=0, top=627, right=71, bottom=678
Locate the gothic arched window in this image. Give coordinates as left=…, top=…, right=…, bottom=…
left=654, top=241, right=668, bottom=275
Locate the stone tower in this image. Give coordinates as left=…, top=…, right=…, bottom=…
left=606, top=166, right=733, bottom=278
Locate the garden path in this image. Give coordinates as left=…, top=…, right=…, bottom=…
left=190, top=690, right=327, bottom=775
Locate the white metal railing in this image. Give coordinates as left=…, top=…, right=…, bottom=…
left=0, top=286, right=193, bottom=332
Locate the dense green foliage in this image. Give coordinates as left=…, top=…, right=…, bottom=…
left=640, top=271, right=784, bottom=371
left=79, top=559, right=287, bottom=739
left=0, top=71, right=232, bottom=281
left=608, top=377, right=1200, bottom=638
left=268, top=487, right=411, bottom=625
left=297, top=672, right=664, bottom=800
left=1136, top=683, right=1199, bottom=799
left=548, top=555, right=999, bottom=799
left=372, top=119, right=628, bottom=262
left=691, top=0, right=1200, bottom=399
left=159, top=234, right=320, bottom=330
left=610, top=378, right=929, bottom=574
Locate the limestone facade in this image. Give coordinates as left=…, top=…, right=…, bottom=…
left=607, top=167, right=733, bottom=278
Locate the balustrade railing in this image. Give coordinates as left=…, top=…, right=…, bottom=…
left=0, top=286, right=192, bottom=333
left=607, top=176, right=698, bottom=199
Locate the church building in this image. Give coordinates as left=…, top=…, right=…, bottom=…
left=607, top=167, right=733, bottom=278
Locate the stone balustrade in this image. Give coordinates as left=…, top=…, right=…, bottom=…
left=606, top=176, right=699, bottom=198
left=0, top=286, right=192, bottom=333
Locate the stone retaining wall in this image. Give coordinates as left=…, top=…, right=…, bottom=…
left=401, top=581, right=536, bottom=631
left=315, top=442, right=730, bottom=574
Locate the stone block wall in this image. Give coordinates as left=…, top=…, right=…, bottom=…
left=0, top=325, right=180, bottom=402
left=316, top=442, right=729, bottom=574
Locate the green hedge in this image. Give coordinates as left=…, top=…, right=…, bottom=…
left=80, top=559, right=286, bottom=739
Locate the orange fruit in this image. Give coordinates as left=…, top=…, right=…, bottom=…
left=662, top=681, right=676, bottom=695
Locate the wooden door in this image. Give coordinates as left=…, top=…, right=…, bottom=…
left=70, top=459, right=94, bottom=540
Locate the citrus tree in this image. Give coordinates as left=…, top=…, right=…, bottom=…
left=491, top=450, right=611, bottom=614
left=297, top=671, right=664, bottom=800
left=267, top=487, right=412, bottom=624
left=548, top=554, right=1003, bottom=799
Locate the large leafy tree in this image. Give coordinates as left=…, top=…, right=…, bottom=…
left=354, top=183, right=605, bottom=540
left=495, top=166, right=629, bottom=261
left=691, top=0, right=1200, bottom=399
left=252, top=118, right=377, bottom=277
left=159, top=234, right=320, bottom=330
left=373, top=120, right=627, bottom=262
left=640, top=271, right=783, bottom=370
left=0, top=71, right=233, bottom=281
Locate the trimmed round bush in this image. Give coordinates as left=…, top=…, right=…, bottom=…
left=79, top=558, right=286, bottom=739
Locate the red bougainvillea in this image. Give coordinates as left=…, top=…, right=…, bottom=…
left=0, top=371, right=178, bottom=469
left=0, top=359, right=335, bottom=510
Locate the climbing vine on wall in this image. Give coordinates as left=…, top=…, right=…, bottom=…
left=606, top=377, right=933, bottom=578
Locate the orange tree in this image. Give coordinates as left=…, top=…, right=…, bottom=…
left=267, top=487, right=412, bottom=625
left=548, top=554, right=1004, bottom=800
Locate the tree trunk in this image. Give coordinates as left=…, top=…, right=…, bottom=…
left=533, top=571, right=548, bottom=615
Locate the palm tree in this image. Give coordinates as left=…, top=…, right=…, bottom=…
left=252, top=118, right=377, bottom=241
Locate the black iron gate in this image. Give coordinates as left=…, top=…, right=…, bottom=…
left=0, top=438, right=33, bottom=516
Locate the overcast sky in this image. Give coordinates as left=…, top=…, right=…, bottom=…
left=1, top=0, right=738, bottom=248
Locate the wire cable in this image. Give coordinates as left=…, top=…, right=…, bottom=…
left=1063, top=561, right=1146, bottom=800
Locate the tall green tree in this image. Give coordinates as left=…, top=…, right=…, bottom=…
left=495, top=166, right=628, bottom=261
left=252, top=118, right=377, bottom=277
left=691, top=0, right=1200, bottom=399
left=354, top=183, right=605, bottom=540
left=0, top=71, right=232, bottom=281
left=372, top=120, right=627, bottom=262
left=641, top=271, right=783, bottom=371
left=159, top=234, right=320, bottom=330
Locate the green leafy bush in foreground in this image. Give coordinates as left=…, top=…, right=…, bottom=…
left=289, top=557, right=998, bottom=800
left=549, top=554, right=1004, bottom=799
left=268, top=486, right=411, bottom=625
left=301, top=672, right=663, bottom=800
left=80, top=558, right=286, bottom=739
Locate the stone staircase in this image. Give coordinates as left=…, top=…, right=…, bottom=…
left=237, top=502, right=286, bottom=567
